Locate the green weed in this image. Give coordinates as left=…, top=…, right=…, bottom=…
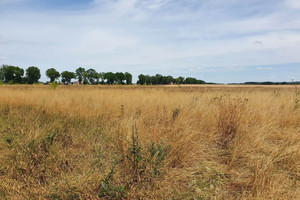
left=49, top=81, right=58, bottom=90
left=98, top=160, right=127, bottom=199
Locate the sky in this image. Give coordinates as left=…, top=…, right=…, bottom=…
left=0, top=0, right=300, bottom=83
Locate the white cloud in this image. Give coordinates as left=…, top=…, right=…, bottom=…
left=0, top=0, right=29, bottom=5
left=92, top=0, right=146, bottom=20
left=226, top=66, right=243, bottom=71
left=70, top=30, right=137, bottom=54
left=145, top=0, right=170, bottom=10
left=285, top=0, right=300, bottom=9
left=256, top=67, right=273, bottom=70
left=253, top=41, right=263, bottom=45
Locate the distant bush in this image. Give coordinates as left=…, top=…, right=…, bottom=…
left=49, top=81, right=58, bottom=90
left=8, top=80, right=14, bottom=84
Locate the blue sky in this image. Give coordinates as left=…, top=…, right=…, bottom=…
left=0, top=0, right=300, bottom=83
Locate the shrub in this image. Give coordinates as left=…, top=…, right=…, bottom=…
left=49, top=81, right=58, bottom=90
left=8, top=80, right=14, bottom=84
left=125, top=125, right=169, bottom=185
left=98, top=161, right=127, bottom=199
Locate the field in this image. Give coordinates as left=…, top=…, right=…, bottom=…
left=0, top=85, right=300, bottom=199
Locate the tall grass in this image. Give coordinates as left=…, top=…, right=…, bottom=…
left=0, top=85, right=299, bottom=199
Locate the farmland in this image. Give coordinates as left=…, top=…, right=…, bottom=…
left=0, top=85, right=300, bottom=199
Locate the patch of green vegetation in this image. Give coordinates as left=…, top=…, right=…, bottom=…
left=125, top=126, right=169, bottom=185
left=148, top=142, right=169, bottom=177
left=0, top=190, right=7, bottom=200
left=98, top=160, right=127, bottom=199
left=3, top=136, right=13, bottom=147
left=49, top=81, right=58, bottom=90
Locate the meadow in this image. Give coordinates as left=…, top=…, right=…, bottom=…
left=0, top=85, right=299, bottom=199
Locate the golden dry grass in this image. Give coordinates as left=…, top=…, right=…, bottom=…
left=0, top=84, right=300, bottom=199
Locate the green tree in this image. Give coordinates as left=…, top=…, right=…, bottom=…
left=98, top=72, right=105, bottom=84
left=115, top=72, right=125, bottom=84
left=155, top=74, right=163, bottom=84
left=104, top=72, right=116, bottom=84
left=175, top=76, right=184, bottom=84
left=46, top=68, right=60, bottom=82
left=94, top=72, right=100, bottom=84
left=197, top=79, right=205, bottom=84
left=0, top=65, right=24, bottom=84
left=184, top=77, right=198, bottom=84
left=161, top=76, right=169, bottom=84
left=86, top=68, right=97, bottom=84
left=4, top=65, right=15, bottom=82
left=61, top=71, right=76, bottom=84
left=150, top=76, right=158, bottom=85
left=0, top=66, right=4, bottom=81
left=166, top=75, right=175, bottom=84
left=83, top=71, right=88, bottom=84
left=124, top=72, right=132, bottom=85
left=1, top=65, right=15, bottom=83
left=14, top=67, right=24, bottom=84
left=25, top=66, right=41, bottom=84
left=145, top=75, right=151, bottom=85
left=75, top=67, right=86, bottom=83
left=137, top=74, right=146, bottom=85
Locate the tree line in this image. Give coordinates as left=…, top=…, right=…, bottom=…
left=0, top=65, right=133, bottom=85
left=57, top=67, right=133, bottom=85
left=0, top=64, right=208, bottom=85
left=243, top=81, right=300, bottom=85
left=0, top=65, right=41, bottom=84
left=137, top=74, right=206, bottom=85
